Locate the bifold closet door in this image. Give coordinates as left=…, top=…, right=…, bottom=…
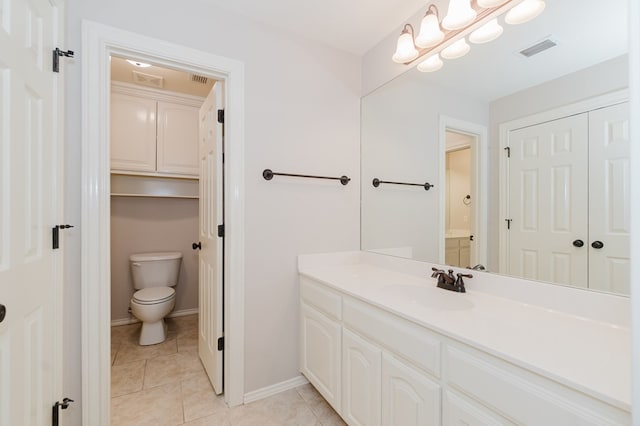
left=507, top=114, right=589, bottom=287
left=588, top=103, right=630, bottom=294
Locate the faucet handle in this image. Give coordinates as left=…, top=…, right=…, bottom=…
left=457, top=273, right=473, bottom=279
left=431, top=267, right=444, bottom=278
left=454, top=273, right=473, bottom=293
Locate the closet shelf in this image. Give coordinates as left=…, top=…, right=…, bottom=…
left=111, top=173, right=199, bottom=199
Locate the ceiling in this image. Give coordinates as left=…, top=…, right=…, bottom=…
left=204, top=0, right=427, bottom=55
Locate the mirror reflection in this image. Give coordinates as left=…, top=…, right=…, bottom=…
left=361, top=0, right=630, bottom=295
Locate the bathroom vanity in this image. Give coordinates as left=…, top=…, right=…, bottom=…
left=298, top=251, right=630, bottom=425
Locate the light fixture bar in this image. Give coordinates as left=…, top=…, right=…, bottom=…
left=398, top=0, right=526, bottom=65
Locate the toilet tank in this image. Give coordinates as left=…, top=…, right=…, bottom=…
left=130, top=252, right=182, bottom=290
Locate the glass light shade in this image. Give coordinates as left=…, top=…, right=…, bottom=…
left=477, top=0, right=508, bottom=7
left=415, top=12, right=444, bottom=48
left=417, top=54, right=444, bottom=72
left=392, top=31, right=419, bottom=63
left=442, top=0, right=477, bottom=30
left=505, top=0, right=545, bottom=25
left=441, top=38, right=470, bottom=59
left=469, top=19, right=503, bottom=44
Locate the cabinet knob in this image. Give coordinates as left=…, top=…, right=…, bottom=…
left=591, top=241, right=604, bottom=249
left=572, top=239, right=584, bottom=248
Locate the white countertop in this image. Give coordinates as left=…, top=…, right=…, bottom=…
left=298, top=252, right=631, bottom=412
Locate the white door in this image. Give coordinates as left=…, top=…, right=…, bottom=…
left=342, top=329, right=381, bottom=426
left=381, top=353, right=440, bottom=426
left=588, top=103, right=630, bottom=294
left=507, top=114, right=589, bottom=286
left=0, top=0, right=63, bottom=424
left=198, top=82, right=224, bottom=394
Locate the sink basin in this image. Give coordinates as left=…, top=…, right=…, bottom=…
left=382, top=285, right=474, bottom=311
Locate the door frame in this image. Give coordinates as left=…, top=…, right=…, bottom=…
left=438, top=116, right=488, bottom=267
left=81, top=21, right=246, bottom=425
left=497, top=89, right=628, bottom=274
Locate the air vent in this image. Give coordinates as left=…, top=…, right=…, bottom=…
left=132, top=71, right=164, bottom=88
left=191, top=74, right=209, bottom=85
left=519, top=38, right=557, bottom=58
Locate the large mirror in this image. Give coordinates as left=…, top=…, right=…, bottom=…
left=361, top=0, right=630, bottom=295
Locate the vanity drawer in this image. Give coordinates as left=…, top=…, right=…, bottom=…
left=443, top=345, right=630, bottom=425
left=343, top=297, right=440, bottom=378
left=300, top=276, right=342, bottom=320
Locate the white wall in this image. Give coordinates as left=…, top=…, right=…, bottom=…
left=63, top=1, right=361, bottom=422
left=486, top=55, right=628, bottom=270
left=110, top=197, right=199, bottom=322
left=361, top=73, right=488, bottom=262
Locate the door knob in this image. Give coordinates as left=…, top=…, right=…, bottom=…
left=0, top=304, right=5, bottom=323
left=572, top=239, right=584, bottom=248
left=591, top=240, right=604, bottom=249
left=192, top=242, right=201, bottom=250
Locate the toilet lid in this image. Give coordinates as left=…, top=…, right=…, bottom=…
left=133, top=287, right=175, bottom=305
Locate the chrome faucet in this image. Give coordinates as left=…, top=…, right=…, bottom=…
left=431, top=267, right=472, bottom=293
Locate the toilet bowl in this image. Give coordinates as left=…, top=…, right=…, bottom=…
left=129, top=252, right=182, bottom=345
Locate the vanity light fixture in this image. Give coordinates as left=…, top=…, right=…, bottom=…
left=442, top=0, right=477, bottom=30
left=469, top=18, right=503, bottom=44
left=441, top=38, right=470, bottom=59
left=392, top=24, right=419, bottom=63
left=417, top=53, right=444, bottom=72
left=392, top=0, right=545, bottom=72
left=505, top=0, right=546, bottom=25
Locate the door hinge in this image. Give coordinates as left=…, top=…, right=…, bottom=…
left=52, top=224, right=74, bottom=249
left=52, top=48, right=74, bottom=73
left=505, top=219, right=512, bottom=230
left=217, top=224, right=225, bottom=238
left=52, top=398, right=74, bottom=426
left=217, top=336, right=224, bottom=351
left=217, top=109, right=224, bottom=124
left=504, top=146, right=511, bottom=158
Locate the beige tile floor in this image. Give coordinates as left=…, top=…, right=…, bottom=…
left=111, top=315, right=345, bottom=425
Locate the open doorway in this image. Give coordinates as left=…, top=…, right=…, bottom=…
left=438, top=116, right=487, bottom=270
left=108, top=55, right=225, bottom=422
left=81, top=22, right=246, bottom=425
left=444, top=131, right=473, bottom=267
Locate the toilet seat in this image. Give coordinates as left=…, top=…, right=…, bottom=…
left=133, top=287, right=175, bottom=305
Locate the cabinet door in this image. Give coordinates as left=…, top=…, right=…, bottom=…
left=110, top=92, right=157, bottom=172
left=443, top=390, right=513, bottom=426
left=381, top=353, right=440, bottom=426
left=300, top=302, right=341, bottom=412
left=459, top=238, right=471, bottom=268
left=157, top=101, right=200, bottom=176
left=588, top=102, right=630, bottom=294
left=342, top=329, right=381, bottom=426
left=445, top=238, right=459, bottom=266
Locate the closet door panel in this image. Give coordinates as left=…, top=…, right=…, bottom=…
left=588, top=102, right=630, bottom=294
left=507, top=114, right=589, bottom=287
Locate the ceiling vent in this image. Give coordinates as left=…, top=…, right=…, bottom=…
left=518, top=38, right=558, bottom=58
left=132, top=71, right=164, bottom=89
left=191, top=74, right=209, bottom=85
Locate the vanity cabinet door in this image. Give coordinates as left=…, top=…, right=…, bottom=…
left=156, top=101, right=200, bottom=176
left=300, top=302, right=341, bottom=412
left=381, top=353, right=440, bottom=426
left=443, top=390, right=513, bottom=426
left=110, top=92, right=157, bottom=172
left=342, top=329, right=381, bottom=426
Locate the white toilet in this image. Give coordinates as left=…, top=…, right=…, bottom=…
left=129, top=251, right=182, bottom=345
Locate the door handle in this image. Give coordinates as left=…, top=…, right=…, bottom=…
left=591, top=240, right=604, bottom=249
left=572, top=239, right=584, bottom=248
left=192, top=242, right=202, bottom=250
left=0, top=304, right=6, bottom=323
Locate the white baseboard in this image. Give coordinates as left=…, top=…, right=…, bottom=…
left=243, top=375, right=309, bottom=404
left=111, top=308, right=199, bottom=327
